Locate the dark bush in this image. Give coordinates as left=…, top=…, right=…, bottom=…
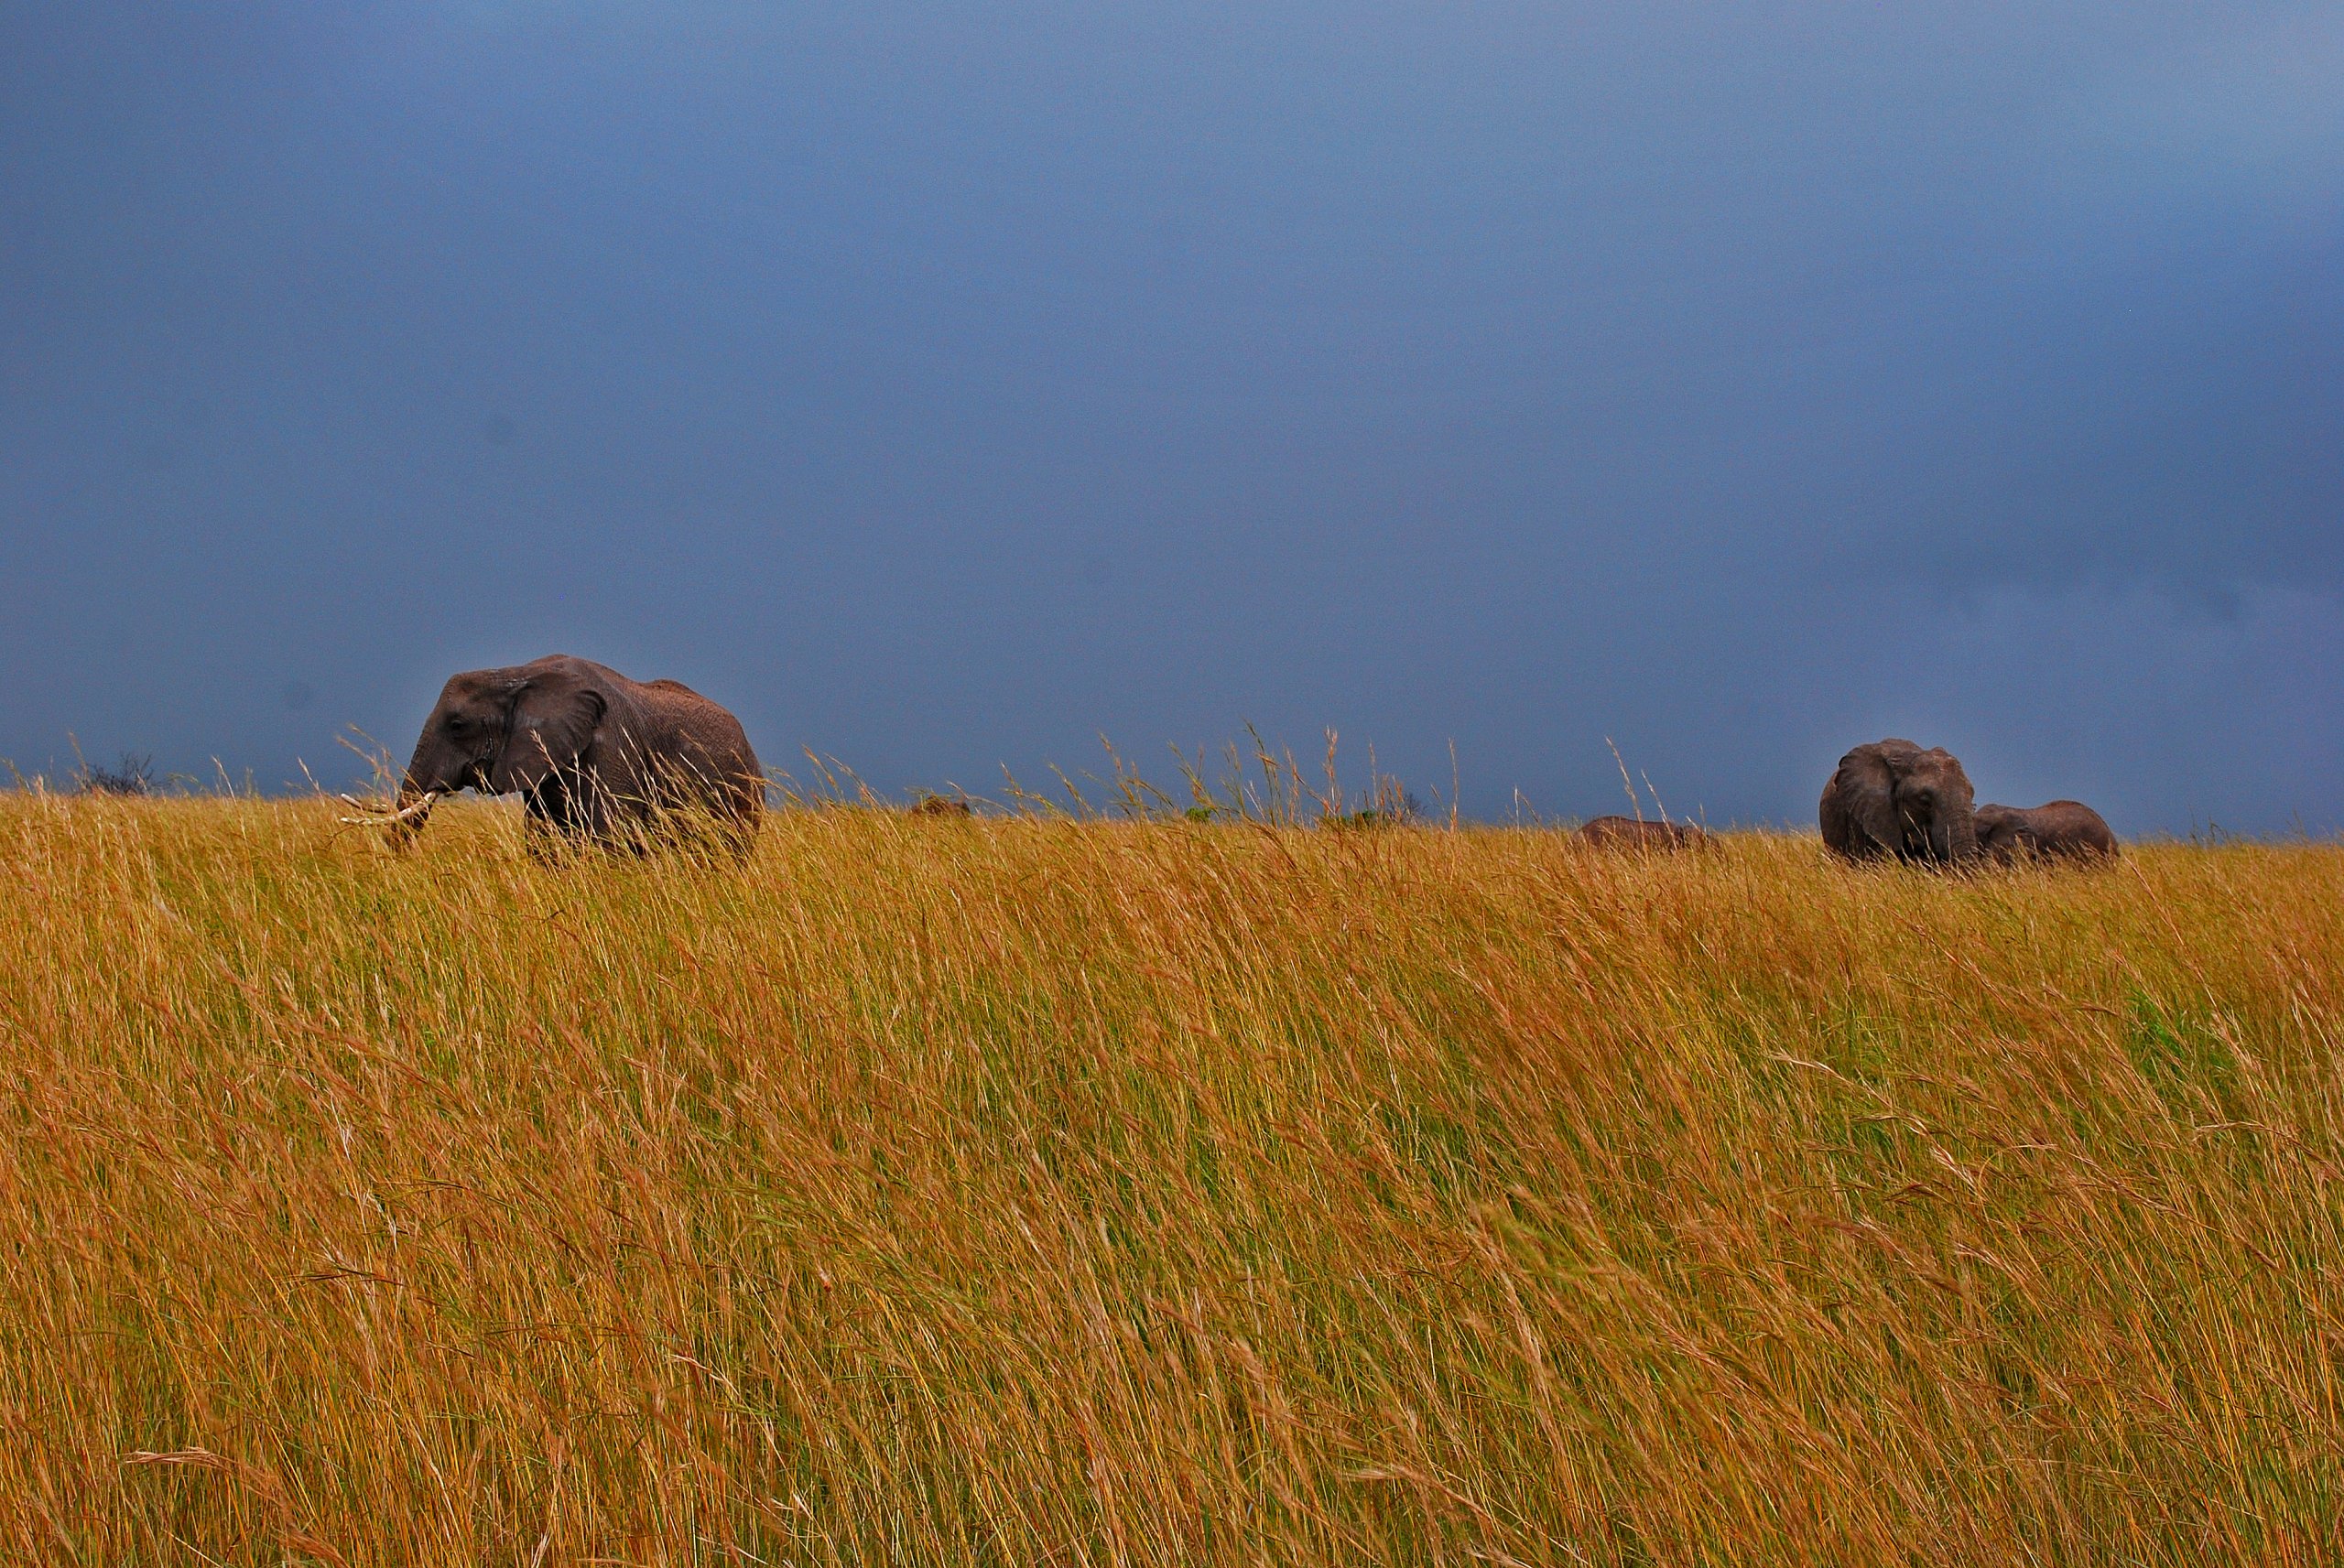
left=77, top=752, right=153, bottom=796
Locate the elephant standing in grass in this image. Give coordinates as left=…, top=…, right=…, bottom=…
left=1578, top=816, right=1707, bottom=850
left=1975, top=801, right=2118, bottom=862
left=1819, top=739, right=1978, bottom=865
left=367, top=654, right=763, bottom=855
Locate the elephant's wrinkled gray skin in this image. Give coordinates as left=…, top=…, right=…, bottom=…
left=390, top=654, right=762, bottom=854
left=1818, top=738, right=1978, bottom=865
left=1578, top=816, right=1707, bottom=850
left=1975, top=800, right=2118, bottom=862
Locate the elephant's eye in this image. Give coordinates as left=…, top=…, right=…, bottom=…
left=445, top=715, right=470, bottom=733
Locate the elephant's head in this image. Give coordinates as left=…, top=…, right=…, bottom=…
left=386, top=659, right=608, bottom=847
left=1972, top=804, right=2022, bottom=859
left=1832, top=738, right=1979, bottom=864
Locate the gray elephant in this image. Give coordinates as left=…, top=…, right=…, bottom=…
left=366, top=654, right=763, bottom=853
left=1577, top=816, right=1707, bottom=850
left=1974, top=800, right=2117, bottom=862
left=1818, top=738, right=1978, bottom=864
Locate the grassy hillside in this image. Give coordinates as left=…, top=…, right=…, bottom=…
left=2, top=795, right=2339, bottom=1564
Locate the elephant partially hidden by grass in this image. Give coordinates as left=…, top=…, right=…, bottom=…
left=353, top=654, right=763, bottom=855
left=1819, top=738, right=1978, bottom=865
left=1577, top=816, right=1708, bottom=850
left=1975, top=800, right=2118, bottom=862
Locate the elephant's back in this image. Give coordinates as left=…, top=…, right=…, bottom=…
left=627, top=678, right=764, bottom=816
left=1578, top=815, right=1702, bottom=849
left=2033, top=800, right=2118, bottom=854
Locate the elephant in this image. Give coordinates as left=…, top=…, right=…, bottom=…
left=1577, top=816, right=1708, bottom=850
left=1974, top=800, right=2118, bottom=862
left=1818, top=738, right=1978, bottom=864
left=364, top=654, right=763, bottom=854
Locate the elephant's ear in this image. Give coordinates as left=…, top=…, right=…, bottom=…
left=489, top=668, right=606, bottom=796
left=1834, top=748, right=1903, bottom=855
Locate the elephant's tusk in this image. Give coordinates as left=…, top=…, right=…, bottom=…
left=337, top=791, right=439, bottom=827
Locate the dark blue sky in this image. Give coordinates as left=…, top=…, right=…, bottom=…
left=4, top=3, right=2339, bottom=829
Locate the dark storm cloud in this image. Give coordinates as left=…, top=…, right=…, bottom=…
left=3, top=2, right=2339, bottom=831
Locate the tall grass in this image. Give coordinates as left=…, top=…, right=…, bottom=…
left=2, top=793, right=2339, bottom=1563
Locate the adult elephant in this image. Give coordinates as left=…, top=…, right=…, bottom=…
left=364, top=654, right=763, bottom=854
left=1818, top=738, right=1978, bottom=865
left=1975, top=801, right=2118, bottom=862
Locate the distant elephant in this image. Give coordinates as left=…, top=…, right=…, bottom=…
left=1974, top=800, right=2117, bottom=862
left=1577, top=816, right=1708, bottom=850
left=367, top=654, right=763, bottom=853
left=1819, top=738, right=1978, bottom=864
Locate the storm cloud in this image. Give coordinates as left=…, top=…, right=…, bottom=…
left=3, top=3, right=2338, bottom=830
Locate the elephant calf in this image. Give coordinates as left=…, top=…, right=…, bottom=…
left=1974, top=801, right=2118, bottom=862
left=1577, top=816, right=1707, bottom=850
left=1819, top=738, right=1979, bottom=864
left=371, top=654, right=763, bottom=854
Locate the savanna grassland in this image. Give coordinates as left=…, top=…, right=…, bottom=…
left=2, top=794, right=2340, bottom=1565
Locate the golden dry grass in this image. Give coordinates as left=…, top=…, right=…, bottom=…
left=2, top=794, right=2339, bottom=1564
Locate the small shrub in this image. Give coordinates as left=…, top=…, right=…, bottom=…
left=76, top=752, right=153, bottom=796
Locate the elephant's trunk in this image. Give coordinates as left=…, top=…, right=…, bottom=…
left=381, top=725, right=482, bottom=850
left=339, top=788, right=439, bottom=848
left=382, top=787, right=438, bottom=850
left=1945, top=807, right=1978, bottom=864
